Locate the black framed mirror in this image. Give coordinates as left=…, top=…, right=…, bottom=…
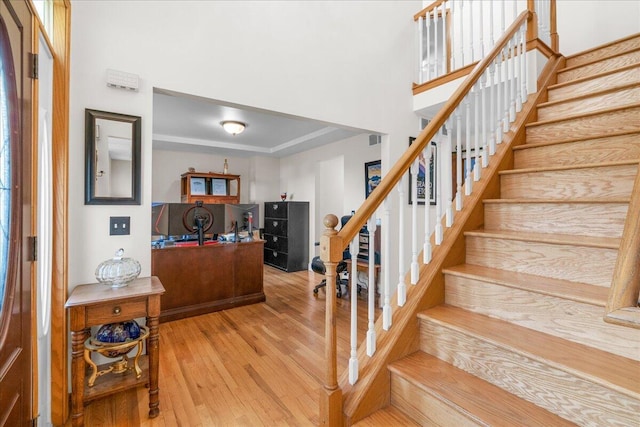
left=85, top=109, right=141, bottom=205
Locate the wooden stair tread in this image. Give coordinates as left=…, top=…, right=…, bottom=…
left=512, top=130, right=640, bottom=151
left=547, top=63, right=640, bottom=93
left=564, top=33, right=640, bottom=65
left=539, top=81, right=640, bottom=110
left=525, top=103, right=640, bottom=129
left=389, top=352, right=577, bottom=427
left=558, top=46, right=640, bottom=76
left=418, top=306, right=640, bottom=398
left=464, top=229, right=620, bottom=249
left=352, top=405, right=421, bottom=427
left=498, top=159, right=638, bottom=175
left=483, top=198, right=630, bottom=204
left=442, top=264, right=609, bottom=307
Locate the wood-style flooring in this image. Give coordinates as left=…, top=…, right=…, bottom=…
left=69, top=266, right=379, bottom=426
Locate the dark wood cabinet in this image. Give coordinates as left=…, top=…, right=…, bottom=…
left=263, top=201, right=309, bottom=272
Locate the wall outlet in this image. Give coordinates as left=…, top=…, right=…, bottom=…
left=110, top=216, right=130, bottom=235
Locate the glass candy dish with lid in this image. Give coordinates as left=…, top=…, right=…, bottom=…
left=95, top=248, right=141, bottom=287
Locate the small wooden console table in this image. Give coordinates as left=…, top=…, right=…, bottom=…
left=65, top=276, right=165, bottom=427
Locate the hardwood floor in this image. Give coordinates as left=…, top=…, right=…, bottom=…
left=69, top=265, right=378, bottom=426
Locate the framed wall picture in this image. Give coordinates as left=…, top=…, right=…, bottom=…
left=408, top=137, right=436, bottom=205
left=210, top=178, right=228, bottom=196
left=364, top=160, right=382, bottom=198
left=190, top=177, right=206, bottom=195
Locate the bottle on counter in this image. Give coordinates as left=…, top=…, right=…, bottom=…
left=223, top=158, right=229, bottom=174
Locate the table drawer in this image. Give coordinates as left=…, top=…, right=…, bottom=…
left=86, top=298, right=148, bottom=325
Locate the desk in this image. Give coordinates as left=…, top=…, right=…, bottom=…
left=152, top=240, right=265, bottom=322
left=65, top=276, right=165, bottom=427
left=345, top=259, right=380, bottom=293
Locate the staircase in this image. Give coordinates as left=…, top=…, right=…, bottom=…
left=359, top=35, right=640, bottom=426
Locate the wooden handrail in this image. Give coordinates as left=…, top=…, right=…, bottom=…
left=414, top=0, right=447, bottom=21
left=319, top=9, right=533, bottom=425
left=333, top=10, right=532, bottom=252
left=605, top=162, right=640, bottom=328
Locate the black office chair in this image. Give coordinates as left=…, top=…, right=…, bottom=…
left=312, top=215, right=351, bottom=298
left=311, top=256, right=349, bottom=298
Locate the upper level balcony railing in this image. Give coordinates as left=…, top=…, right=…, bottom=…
left=415, top=0, right=557, bottom=87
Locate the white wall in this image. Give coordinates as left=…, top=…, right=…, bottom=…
left=556, top=0, right=640, bottom=56
left=69, top=1, right=420, bottom=290
left=281, top=133, right=381, bottom=260
left=151, top=150, right=253, bottom=204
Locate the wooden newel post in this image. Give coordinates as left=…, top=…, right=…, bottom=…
left=319, top=214, right=344, bottom=426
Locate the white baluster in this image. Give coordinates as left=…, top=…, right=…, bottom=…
left=410, top=159, right=419, bottom=285
left=473, top=82, right=480, bottom=182
left=469, top=1, right=474, bottom=62
left=423, top=146, right=432, bottom=264
left=489, top=62, right=496, bottom=156
left=434, top=141, right=443, bottom=245
left=489, top=0, right=495, bottom=47
left=366, top=216, right=377, bottom=357
left=515, top=32, right=522, bottom=114
left=441, top=2, right=447, bottom=75
left=455, top=109, right=463, bottom=211
left=444, top=120, right=454, bottom=227
left=481, top=73, right=488, bottom=169
left=503, top=46, right=509, bottom=133
left=520, top=24, right=528, bottom=105
left=434, top=9, right=439, bottom=78
left=426, top=14, right=431, bottom=81
left=495, top=56, right=503, bottom=144
left=464, top=95, right=473, bottom=195
left=540, top=0, right=550, bottom=43
left=479, top=0, right=484, bottom=58
left=349, top=234, right=359, bottom=385
left=418, top=15, right=424, bottom=84
left=459, top=1, right=465, bottom=67
left=509, top=37, right=516, bottom=122
left=450, top=0, right=455, bottom=71
left=397, top=176, right=406, bottom=306
left=500, top=0, right=505, bottom=34
left=382, top=197, right=392, bottom=330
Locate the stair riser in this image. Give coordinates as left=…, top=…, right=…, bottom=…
left=514, top=133, right=640, bottom=169
left=565, top=36, right=640, bottom=68
left=525, top=106, right=640, bottom=144
left=391, top=376, right=482, bottom=427
left=444, top=274, right=640, bottom=361
left=418, top=319, right=640, bottom=426
left=557, top=50, right=640, bottom=83
left=548, top=66, right=640, bottom=102
left=483, top=202, right=628, bottom=238
left=538, top=86, right=640, bottom=121
left=500, top=164, right=637, bottom=200
left=465, top=235, right=617, bottom=287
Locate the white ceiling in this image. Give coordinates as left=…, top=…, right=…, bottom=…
left=152, top=88, right=376, bottom=158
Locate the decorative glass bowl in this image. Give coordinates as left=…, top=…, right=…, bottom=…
left=95, top=248, right=141, bottom=287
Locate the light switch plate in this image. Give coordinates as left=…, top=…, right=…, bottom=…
left=110, top=216, right=130, bottom=235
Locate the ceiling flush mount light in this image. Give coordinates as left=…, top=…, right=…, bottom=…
left=221, top=120, right=246, bottom=136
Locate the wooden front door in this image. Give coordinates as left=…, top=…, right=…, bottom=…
left=0, top=1, right=33, bottom=425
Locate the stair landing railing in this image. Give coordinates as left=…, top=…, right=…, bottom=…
left=319, top=9, right=540, bottom=425
left=415, top=0, right=557, bottom=86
